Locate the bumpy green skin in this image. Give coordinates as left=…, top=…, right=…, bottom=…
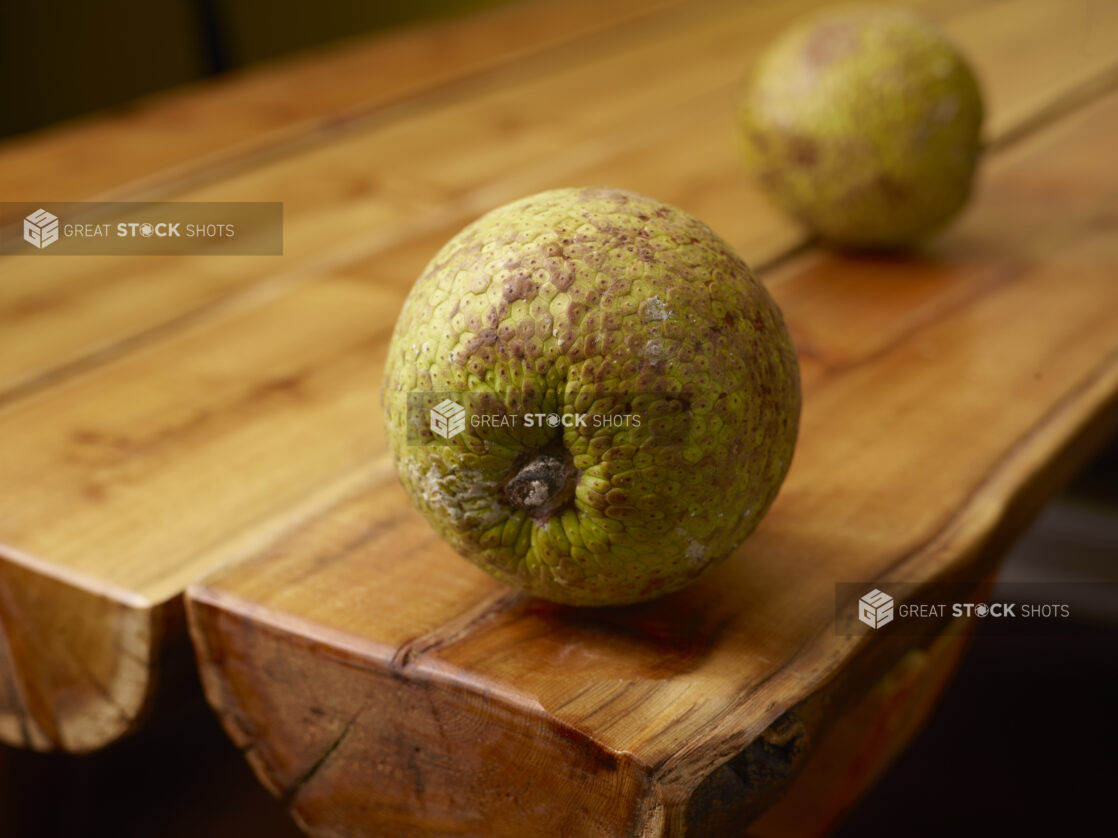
left=382, top=187, right=800, bottom=605
left=739, top=7, right=984, bottom=250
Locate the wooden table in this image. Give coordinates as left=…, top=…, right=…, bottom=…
left=1, top=0, right=1116, bottom=834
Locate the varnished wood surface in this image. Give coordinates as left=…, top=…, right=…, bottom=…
left=0, top=0, right=681, bottom=208
left=187, top=83, right=1118, bottom=836
left=0, top=0, right=1111, bottom=755
left=4, top=0, right=1118, bottom=401
left=0, top=0, right=798, bottom=400
left=0, top=1, right=1113, bottom=831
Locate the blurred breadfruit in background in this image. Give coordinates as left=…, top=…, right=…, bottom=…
left=738, top=6, right=984, bottom=250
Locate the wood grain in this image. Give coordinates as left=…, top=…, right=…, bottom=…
left=0, top=556, right=154, bottom=752
left=1, top=0, right=1115, bottom=757
left=186, top=88, right=1118, bottom=836
left=6, top=0, right=1117, bottom=403
left=0, top=0, right=809, bottom=400
left=0, top=0, right=679, bottom=207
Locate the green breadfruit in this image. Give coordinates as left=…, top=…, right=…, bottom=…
left=382, top=187, right=800, bottom=606
left=739, top=6, right=985, bottom=249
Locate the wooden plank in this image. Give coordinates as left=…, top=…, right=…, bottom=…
left=0, top=0, right=813, bottom=400
left=1, top=0, right=1115, bottom=754
left=0, top=0, right=678, bottom=206
left=186, top=89, right=1118, bottom=836
left=0, top=557, right=154, bottom=752
left=6, top=0, right=1117, bottom=403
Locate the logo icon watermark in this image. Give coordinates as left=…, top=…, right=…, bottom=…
left=429, top=399, right=466, bottom=439
left=858, top=588, right=895, bottom=629
left=23, top=208, right=59, bottom=249
left=405, top=390, right=674, bottom=446
left=4, top=202, right=283, bottom=255
left=836, top=582, right=1111, bottom=636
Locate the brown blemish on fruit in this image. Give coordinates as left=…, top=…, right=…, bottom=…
left=551, top=270, right=576, bottom=292
left=875, top=173, right=908, bottom=203
left=786, top=135, right=818, bottom=166
left=503, top=275, right=535, bottom=303
left=804, top=20, right=857, bottom=68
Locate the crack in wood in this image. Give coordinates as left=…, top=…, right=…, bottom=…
left=281, top=705, right=365, bottom=808
left=390, top=590, right=525, bottom=672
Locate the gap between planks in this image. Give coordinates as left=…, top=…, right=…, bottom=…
left=5, top=2, right=1118, bottom=606
left=5, top=0, right=1107, bottom=408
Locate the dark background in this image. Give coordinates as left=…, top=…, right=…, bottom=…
left=0, top=0, right=507, bottom=140
left=833, top=440, right=1118, bottom=837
